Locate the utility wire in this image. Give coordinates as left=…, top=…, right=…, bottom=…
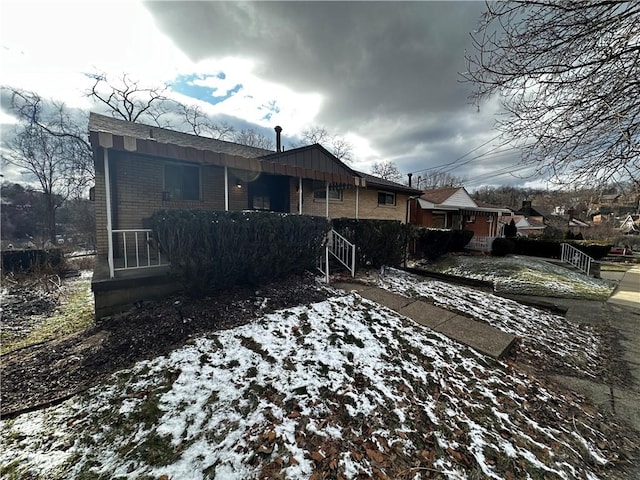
left=409, top=133, right=504, bottom=175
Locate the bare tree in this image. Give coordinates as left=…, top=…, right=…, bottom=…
left=294, top=125, right=353, bottom=163
left=415, top=171, right=466, bottom=190
left=463, top=1, right=640, bottom=187
left=233, top=129, right=274, bottom=150
left=179, top=104, right=236, bottom=140
left=2, top=89, right=93, bottom=243
left=370, top=161, right=403, bottom=182
left=86, top=71, right=177, bottom=127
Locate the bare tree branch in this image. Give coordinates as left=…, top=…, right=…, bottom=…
left=292, top=126, right=354, bottom=163
left=370, top=161, right=403, bottom=182
left=462, top=0, right=640, bottom=187
left=2, top=88, right=93, bottom=241
left=86, top=71, right=179, bottom=127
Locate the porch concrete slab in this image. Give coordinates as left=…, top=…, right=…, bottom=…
left=434, top=315, right=518, bottom=359
left=399, top=300, right=458, bottom=329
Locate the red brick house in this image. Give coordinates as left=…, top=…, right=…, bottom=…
left=89, top=113, right=420, bottom=316
left=409, top=187, right=511, bottom=251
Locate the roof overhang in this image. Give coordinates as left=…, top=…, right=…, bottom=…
left=417, top=198, right=510, bottom=214
left=90, top=130, right=362, bottom=186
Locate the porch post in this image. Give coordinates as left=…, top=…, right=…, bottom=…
left=298, top=177, right=303, bottom=214
left=224, top=165, right=229, bottom=211
left=355, top=186, right=359, bottom=219
left=104, top=148, right=114, bottom=279
left=325, top=181, right=329, bottom=219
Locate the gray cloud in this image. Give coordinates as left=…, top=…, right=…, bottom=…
left=143, top=2, right=521, bottom=185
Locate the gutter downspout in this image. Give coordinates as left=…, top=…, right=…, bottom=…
left=404, top=196, right=418, bottom=268
left=298, top=177, right=303, bottom=214
left=325, top=181, right=329, bottom=219
left=104, top=148, right=114, bottom=278
left=355, top=186, right=359, bottom=219
left=224, top=165, right=229, bottom=211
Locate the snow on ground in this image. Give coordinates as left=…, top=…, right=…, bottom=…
left=378, top=268, right=602, bottom=379
left=0, top=293, right=623, bottom=479
left=419, top=255, right=615, bottom=300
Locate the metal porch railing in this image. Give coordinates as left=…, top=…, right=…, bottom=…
left=466, top=236, right=496, bottom=253
left=318, top=229, right=356, bottom=281
left=109, top=229, right=166, bottom=277
left=560, top=242, right=593, bottom=276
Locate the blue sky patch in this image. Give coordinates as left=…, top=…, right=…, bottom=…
left=171, top=73, right=241, bottom=105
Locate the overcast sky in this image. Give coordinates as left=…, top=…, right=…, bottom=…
left=0, top=0, right=545, bottom=190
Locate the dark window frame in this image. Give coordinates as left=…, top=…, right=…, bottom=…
left=377, top=191, right=396, bottom=206
left=314, top=187, right=344, bottom=202
left=163, top=161, right=201, bottom=201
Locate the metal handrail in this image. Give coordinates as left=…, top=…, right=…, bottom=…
left=318, top=229, right=356, bottom=281
left=467, top=235, right=497, bottom=253
left=561, top=242, right=593, bottom=275
left=111, top=229, right=164, bottom=274
left=329, top=230, right=356, bottom=277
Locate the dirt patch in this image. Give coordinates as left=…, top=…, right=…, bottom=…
left=0, top=272, right=330, bottom=417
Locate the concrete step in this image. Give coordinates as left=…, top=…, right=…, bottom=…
left=334, top=282, right=518, bottom=359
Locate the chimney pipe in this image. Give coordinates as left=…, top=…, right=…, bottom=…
left=275, top=125, right=282, bottom=152
left=407, top=173, right=413, bottom=187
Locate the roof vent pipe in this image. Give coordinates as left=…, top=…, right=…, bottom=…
left=275, top=125, right=282, bottom=152
left=407, top=173, right=413, bottom=187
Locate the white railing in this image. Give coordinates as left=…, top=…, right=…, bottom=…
left=317, top=229, right=356, bottom=281
left=561, top=242, right=593, bottom=276
left=109, top=229, right=165, bottom=277
left=330, top=230, right=356, bottom=276
left=467, top=236, right=496, bottom=252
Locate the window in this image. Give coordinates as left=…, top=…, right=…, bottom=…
left=164, top=163, right=200, bottom=201
left=252, top=195, right=271, bottom=210
left=314, top=188, right=343, bottom=201
left=377, top=191, right=396, bottom=206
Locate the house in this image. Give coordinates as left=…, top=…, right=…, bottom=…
left=619, top=214, right=640, bottom=234
left=409, top=186, right=512, bottom=251
left=500, top=215, right=547, bottom=237
left=89, top=113, right=420, bottom=316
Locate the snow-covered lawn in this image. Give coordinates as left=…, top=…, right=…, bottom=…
left=417, top=255, right=616, bottom=300
left=378, top=268, right=603, bottom=379
left=1, top=290, right=628, bottom=479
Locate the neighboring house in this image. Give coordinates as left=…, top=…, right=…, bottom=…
left=501, top=215, right=547, bottom=237
left=619, top=214, right=640, bottom=234
left=89, top=113, right=420, bottom=316
left=547, top=208, right=591, bottom=236
left=514, top=200, right=550, bottom=225
left=600, top=193, right=622, bottom=206
left=409, top=187, right=511, bottom=251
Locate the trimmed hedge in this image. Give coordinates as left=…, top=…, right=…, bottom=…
left=500, top=238, right=613, bottom=260
left=491, top=238, right=515, bottom=256
left=149, top=210, right=330, bottom=296
left=412, top=228, right=474, bottom=260
left=1, top=248, right=63, bottom=273
left=332, top=218, right=406, bottom=268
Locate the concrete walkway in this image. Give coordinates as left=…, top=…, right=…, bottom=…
left=333, top=282, right=518, bottom=359
left=607, top=265, right=640, bottom=309
left=500, top=266, right=640, bottom=439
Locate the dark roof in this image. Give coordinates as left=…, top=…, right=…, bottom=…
left=89, top=112, right=422, bottom=192
left=89, top=112, right=273, bottom=158
left=260, top=144, right=357, bottom=182
left=356, top=172, right=422, bottom=195
left=515, top=204, right=551, bottom=219
left=420, top=187, right=463, bottom=204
